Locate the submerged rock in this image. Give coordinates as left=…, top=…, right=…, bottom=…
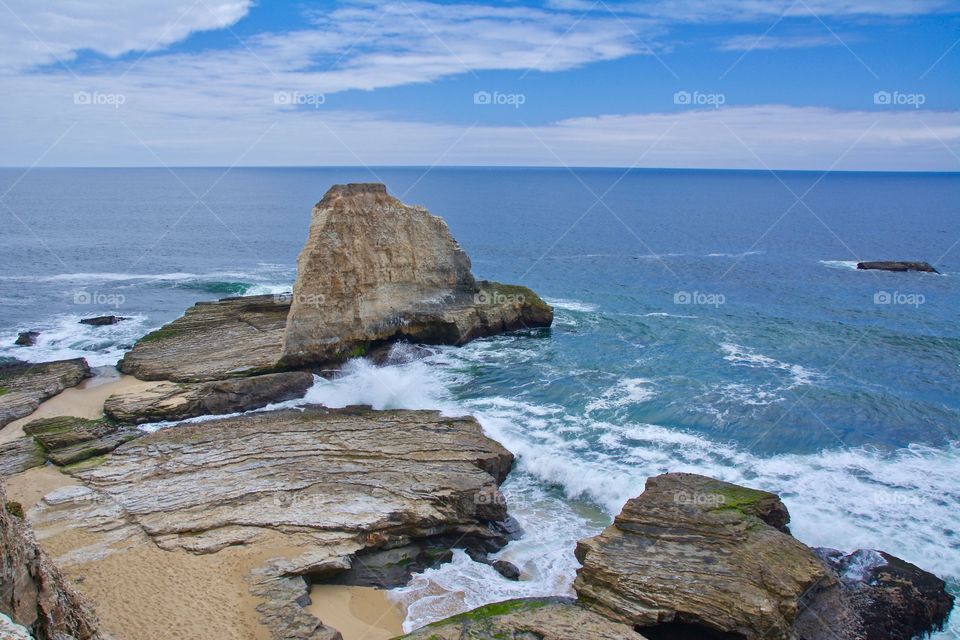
left=573, top=473, right=954, bottom=640
left=0, top=484, right=100, bottom=640
left=397, top=597, right=642, bottom=640
left=79, top=315, right=129, bottom=326
left=857, top=261, right=939, bottom=273
left=280, top=183, right=553, bottom=366
left=118, top=294, right=289, bottom=381
left=14, top=331, right=39, bottom=347
left=0, top=358, right=91, bottom=428
left=103, top=370, right=314, bottom=423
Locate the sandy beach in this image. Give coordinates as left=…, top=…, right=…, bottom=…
left=307, top=585, right=406, bottom=640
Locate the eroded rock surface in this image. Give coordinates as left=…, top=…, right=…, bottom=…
left=31, top=405, right=515, bottom=639
left=280, top=183, right=552, bottom=366
left=0, top=484, right=100, bottom=640
left=103, top=371, right=314, bottom=423
left=22, top=416, right=140, bottom=466
left=573, top=473, right=954, bottom=640
left=118, top=295, right=289, bottom=381
left=398, top=597, right=643, bottom=640
left=0, top=359, right=91, bottom=428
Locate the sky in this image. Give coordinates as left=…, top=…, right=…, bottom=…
left=1, top=0, right=959, bottom=170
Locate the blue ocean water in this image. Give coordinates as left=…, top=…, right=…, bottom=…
left=1, top=167, right=958, bottom=634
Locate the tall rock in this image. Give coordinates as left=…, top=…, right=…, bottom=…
left=281, top=183, right=552, bottom=366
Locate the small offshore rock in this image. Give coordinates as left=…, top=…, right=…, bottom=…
left=14, top=331, right=39, bottom=347
left=492, top=560, right=521, bottom=581
left=79, top=315, right=129, bottom=326
left=857, top=261, right=939, bottom=273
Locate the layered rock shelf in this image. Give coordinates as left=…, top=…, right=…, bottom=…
left=0, top=359, right=91, bottom=428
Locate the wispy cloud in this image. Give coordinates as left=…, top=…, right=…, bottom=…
left=717, top=33, right=852, bottom=51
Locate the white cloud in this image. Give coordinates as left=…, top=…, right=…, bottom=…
left=547, top=0, right=960, bottom=20
left=717, top=33, right=849, bottom=51
left=0, top=0, right=253, bottom=71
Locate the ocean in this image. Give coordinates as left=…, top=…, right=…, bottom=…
left=1, top=167, right=958, bottom=635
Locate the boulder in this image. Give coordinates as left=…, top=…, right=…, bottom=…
left=280, top=183, right=552, bottom=366
left=0, top=359, right=91, bottom=428
left=857, top=261, right=939, bottom=273
left=118, top=295, right=289, bottom=381
left=0, top=483, right=100, bottom=640
left=33, top=405, right=515, bottom=639
left=14, top=331, right=39, bottom=347
left=21, top=416, right=140, bottom=466
left=103, top=371, right=314, bottom=423
left=573, top=473, right=954, bottom=640
left=397, top=597, right=642, bottom=640
left=79, top=316, right=129, bottom=326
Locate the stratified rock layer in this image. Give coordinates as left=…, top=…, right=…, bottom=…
left=0, top=359, right=91, bottom=428
left=118, top=295, right=289, bottom=381
left=34, top=405, right=515, bottom=639
left=22, top=416, right=140, bottom=466
left=0, top=484, right=100, bottom=640
left=573, top=473, right=954, bottom=640
left=398, top=597, right=643, bottom=640
left=103, top=371, right=314, bottom=423
left=281, top=183, right=552, bottom=366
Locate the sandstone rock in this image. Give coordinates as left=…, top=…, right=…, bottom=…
left=79, top=316, right=129, bottom=326
left=34, top=405, right=514, bottom=639
left=22, top=416, right=140, bottom=466
left=14, top=331, right=39, bottom=347
left=280, top=183, right=552, bottom=366
left=575, top=473, right=835, bottom=639
left=0, top=483, right=100, bottom=640
left=103, top=371, right=314, bottom=423
left=397, top=597, right=642, bottom=640
left=118, top=295, right=289, bottom=381
left=0, top=359, right=91, bottom=428
left=857, top=261, right=939, bottom=273
left=573, top=473, right=954, bottom=640
left=0, top=438, right=46, bottom=477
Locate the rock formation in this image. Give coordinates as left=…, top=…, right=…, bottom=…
left=0, top=483, right=100, bottom=640
left=398, top=597, right=643, bottom=640
left=103, top=371, right=314, bottom=423
left=0, top=359, right=91, bottom=428
left=281, top=184, right=552, bottom=366
left=573, top=473, right=954, bottom=640
left=21, top=416, right=140, bottom=466
left=78, top=316, right=128, bottom=326
left=14, top=331, right=39, bottom=347
left=857, top=261, right=939, bottom=273
left=31, top=405, right=515, bottom=639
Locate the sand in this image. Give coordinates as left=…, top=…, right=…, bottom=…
left=307, top=585, right=406, bottom=640
left=0, top=369, right=160, bottom=444
left=1, top=369, right=409, bottom=640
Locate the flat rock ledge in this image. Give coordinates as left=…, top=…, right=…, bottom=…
left=0, top=358, right=91, bottom=428
left=103, top=370, right=314, bottom=423
left=398, top=597, right=643, bottom=640
left=29, top=405, right=516, bottom=640
left=573, top=472, right=954, bottom=640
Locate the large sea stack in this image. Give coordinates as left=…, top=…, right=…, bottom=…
left=280, top=183, right=552, bottom=366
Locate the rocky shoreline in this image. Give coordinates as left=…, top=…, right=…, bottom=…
left=0, top=184, right=953, bottom=640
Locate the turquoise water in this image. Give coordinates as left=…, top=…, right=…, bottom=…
left=1, top=167, right=958, bottom=634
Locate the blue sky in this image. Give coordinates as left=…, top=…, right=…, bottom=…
left=1, top=0, right=959, bottom=169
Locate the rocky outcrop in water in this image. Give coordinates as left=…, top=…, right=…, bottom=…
left=32, top=405, right=515, bottom=639
left=281, top=184, right=552, bottom=366
left=0, top=359, right=91, bottom=428
left=118, top=295, right=289, bottom=381
left=573, top=473, right=953, bottom=640
left=14, top=332, right=39, bottom=347
left=0, top=483, right=100, bottom=640
left=103, top=371, right=314, bottom=423
left=857, top=261, right=939, bottom=273
left=78, top=316, right=128, bottom=326
left=398, top=597, right=643, bottom=640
